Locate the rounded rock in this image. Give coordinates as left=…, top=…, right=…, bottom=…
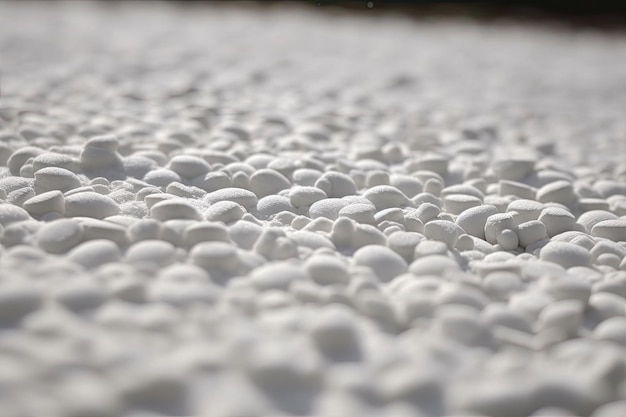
left=353, top=245, right=408, bottom=283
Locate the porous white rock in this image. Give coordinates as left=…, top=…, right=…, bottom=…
left=591, top=219, right=626, bottom=242
left=36, top=218, right=84, bottom=254
left=67, top=239, right=121, bottom=269
left=540, top=241, right=592, bottom=268
left=22, top=190, right=65, bottom=217
left=456, top=204, right=499, bottom=239
left=538, top=206, right=576, bottom=237
left=354, top=247, right=405, bottom=285
left=203, top=188, right=258, bottom=211
left=204, top=200, right=245, bottom=223
left=424, top=220, right=463, bottom=248
left=363, top=185, right=412, bottom=210
left=150, top=199, right=202, bottom=221
left=484, top=212, right=518, bottom=245
left=65, top=192, right=119, bottom=219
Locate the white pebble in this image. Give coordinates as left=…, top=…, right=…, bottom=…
left=353, top=245, right=407, bottom=282
left=496, top=229, right=519, bottom=251
left=150, top=199, right=202, bottom=221
left=203, top=187, right=258, bottom=211
left=537, top=180, right=576, bottom=205
left=36, top=218, right=84, bottom=254
left=456, top=204, right=498, bottom=239
left=314, top=171, right=357, bottom=198
left=22, top=190, right=65, bottom=217
left=540, top=241, right=591, bottom=268
left=484, top=212, right=517, bottom=245
left=591, top=219, right=626, bottom=242
left=305, top=255, right=350, bottom=286
left=363, top=185, right=411, bottom=210
left=34, top=167, right=82, bottom=193
left=65, top=192, right=119, bottom=219
left=309, top=198, right=350, bottom=221
left=289, top=186, right=327, bottom=209
left=424, top=220, right=463, bottom=248
left=126, top=240, right=177, bottom=267
left=538, top=206, right=576, bottom=237
left=515, top=220, right=548, bottom=248
left=249, top=168, right=291, bottom=198
left=204, top=200, right=245, bottom=223
left=67, top=239, right=121, bottom=269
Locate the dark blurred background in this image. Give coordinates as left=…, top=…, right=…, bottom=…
left=173, top=1, right=626, bottom=30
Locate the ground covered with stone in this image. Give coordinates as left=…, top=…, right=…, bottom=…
left=1, top=2, right=626, bottom=417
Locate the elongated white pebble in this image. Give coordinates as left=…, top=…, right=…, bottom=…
left=424, top=220, right=463, bottom=248
left=204, top=200, right=245, bottom=223
left=507, top=199, right=544, bottom=224
left=0, top=204, right=31, bottom=227
left=289, top=186, right=327, bottom=209
left=150, top=199, right=201, bottom=221
left=167, top=155, right=210, bottom=178
left=351, top=224, right=387, bottom=249
left=540, top=241, right=591, bottom=268
left=256, top=195, right=295, bottom=220
left=203, top=187, right=258, bottom=211
left=537, top=299, right=584, bottom=336
left=249, top=168, right=291, bottom=198
left=305, top=255, right=350, bottom=285
left=387, top=231, right=423, bottom=263
left=443, top=194, right=481, bottom=215
left=190, top=241, right=239, bottom=273
left=309, top=198, right=350, bottom=221
left=184, top=221, right=231, bottom=246
left=514, top=220, right=548, bottom=248
left=492, top=158, right=535, bottom=181
left=538, top=206, right=576, bottom=237
left=353, top=245, right=407, bottom=282
left=484, top=212, right=517, bottom=244
left=67, top=239, right=121, bottom=269
left=65, top=192, right=119, bottom=219
left=537, top=180, right=576, bottom=205
left=22, top=190, right=64, bottom=217
left=127, top=218, right=162, bottom=243
left=78, top=218, right=127, bottom=246
left=499, top=180, right=536, bottom=200
left=36, top=218, right=84, bottom=254
left=34, top=166, right=81, bottom=194
left=126, top=240, right=177, bottom=267
left=456, top=204, right=498, bottom=239
left=577, top=210, right=618, bottom=232
left=338, top=203, right=376, bottom=225
left=314, top=171, right=357, bottom=198
left=591, top=219, right=626, bottom=242
left=410, top=254, right=459, bottom=275
left=7, top=146, right=43, bottom=175
left=289, top=230, right=334, bottom=250
left=250, top=262, right=307, bottom=291
left=363, top=185, right=411, bottom=210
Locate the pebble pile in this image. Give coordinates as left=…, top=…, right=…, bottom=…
left=1, top=2, right=626, bottom=416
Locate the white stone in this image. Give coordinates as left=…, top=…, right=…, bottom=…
left=591, top=219, right=626, bottom=242
left=23, top=190, right=65, bottom=217
left=36, top=218, right=84, bottom=254
left=540, top=241, right=591, bottom=268
left=65, top=192, right=119, bottom=219
left=150, top=199, right=202, bottom=221
left=456, top=204, right=498, bottom=239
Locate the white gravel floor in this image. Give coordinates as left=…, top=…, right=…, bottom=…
left=1, top=2, right=626, bottom=416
